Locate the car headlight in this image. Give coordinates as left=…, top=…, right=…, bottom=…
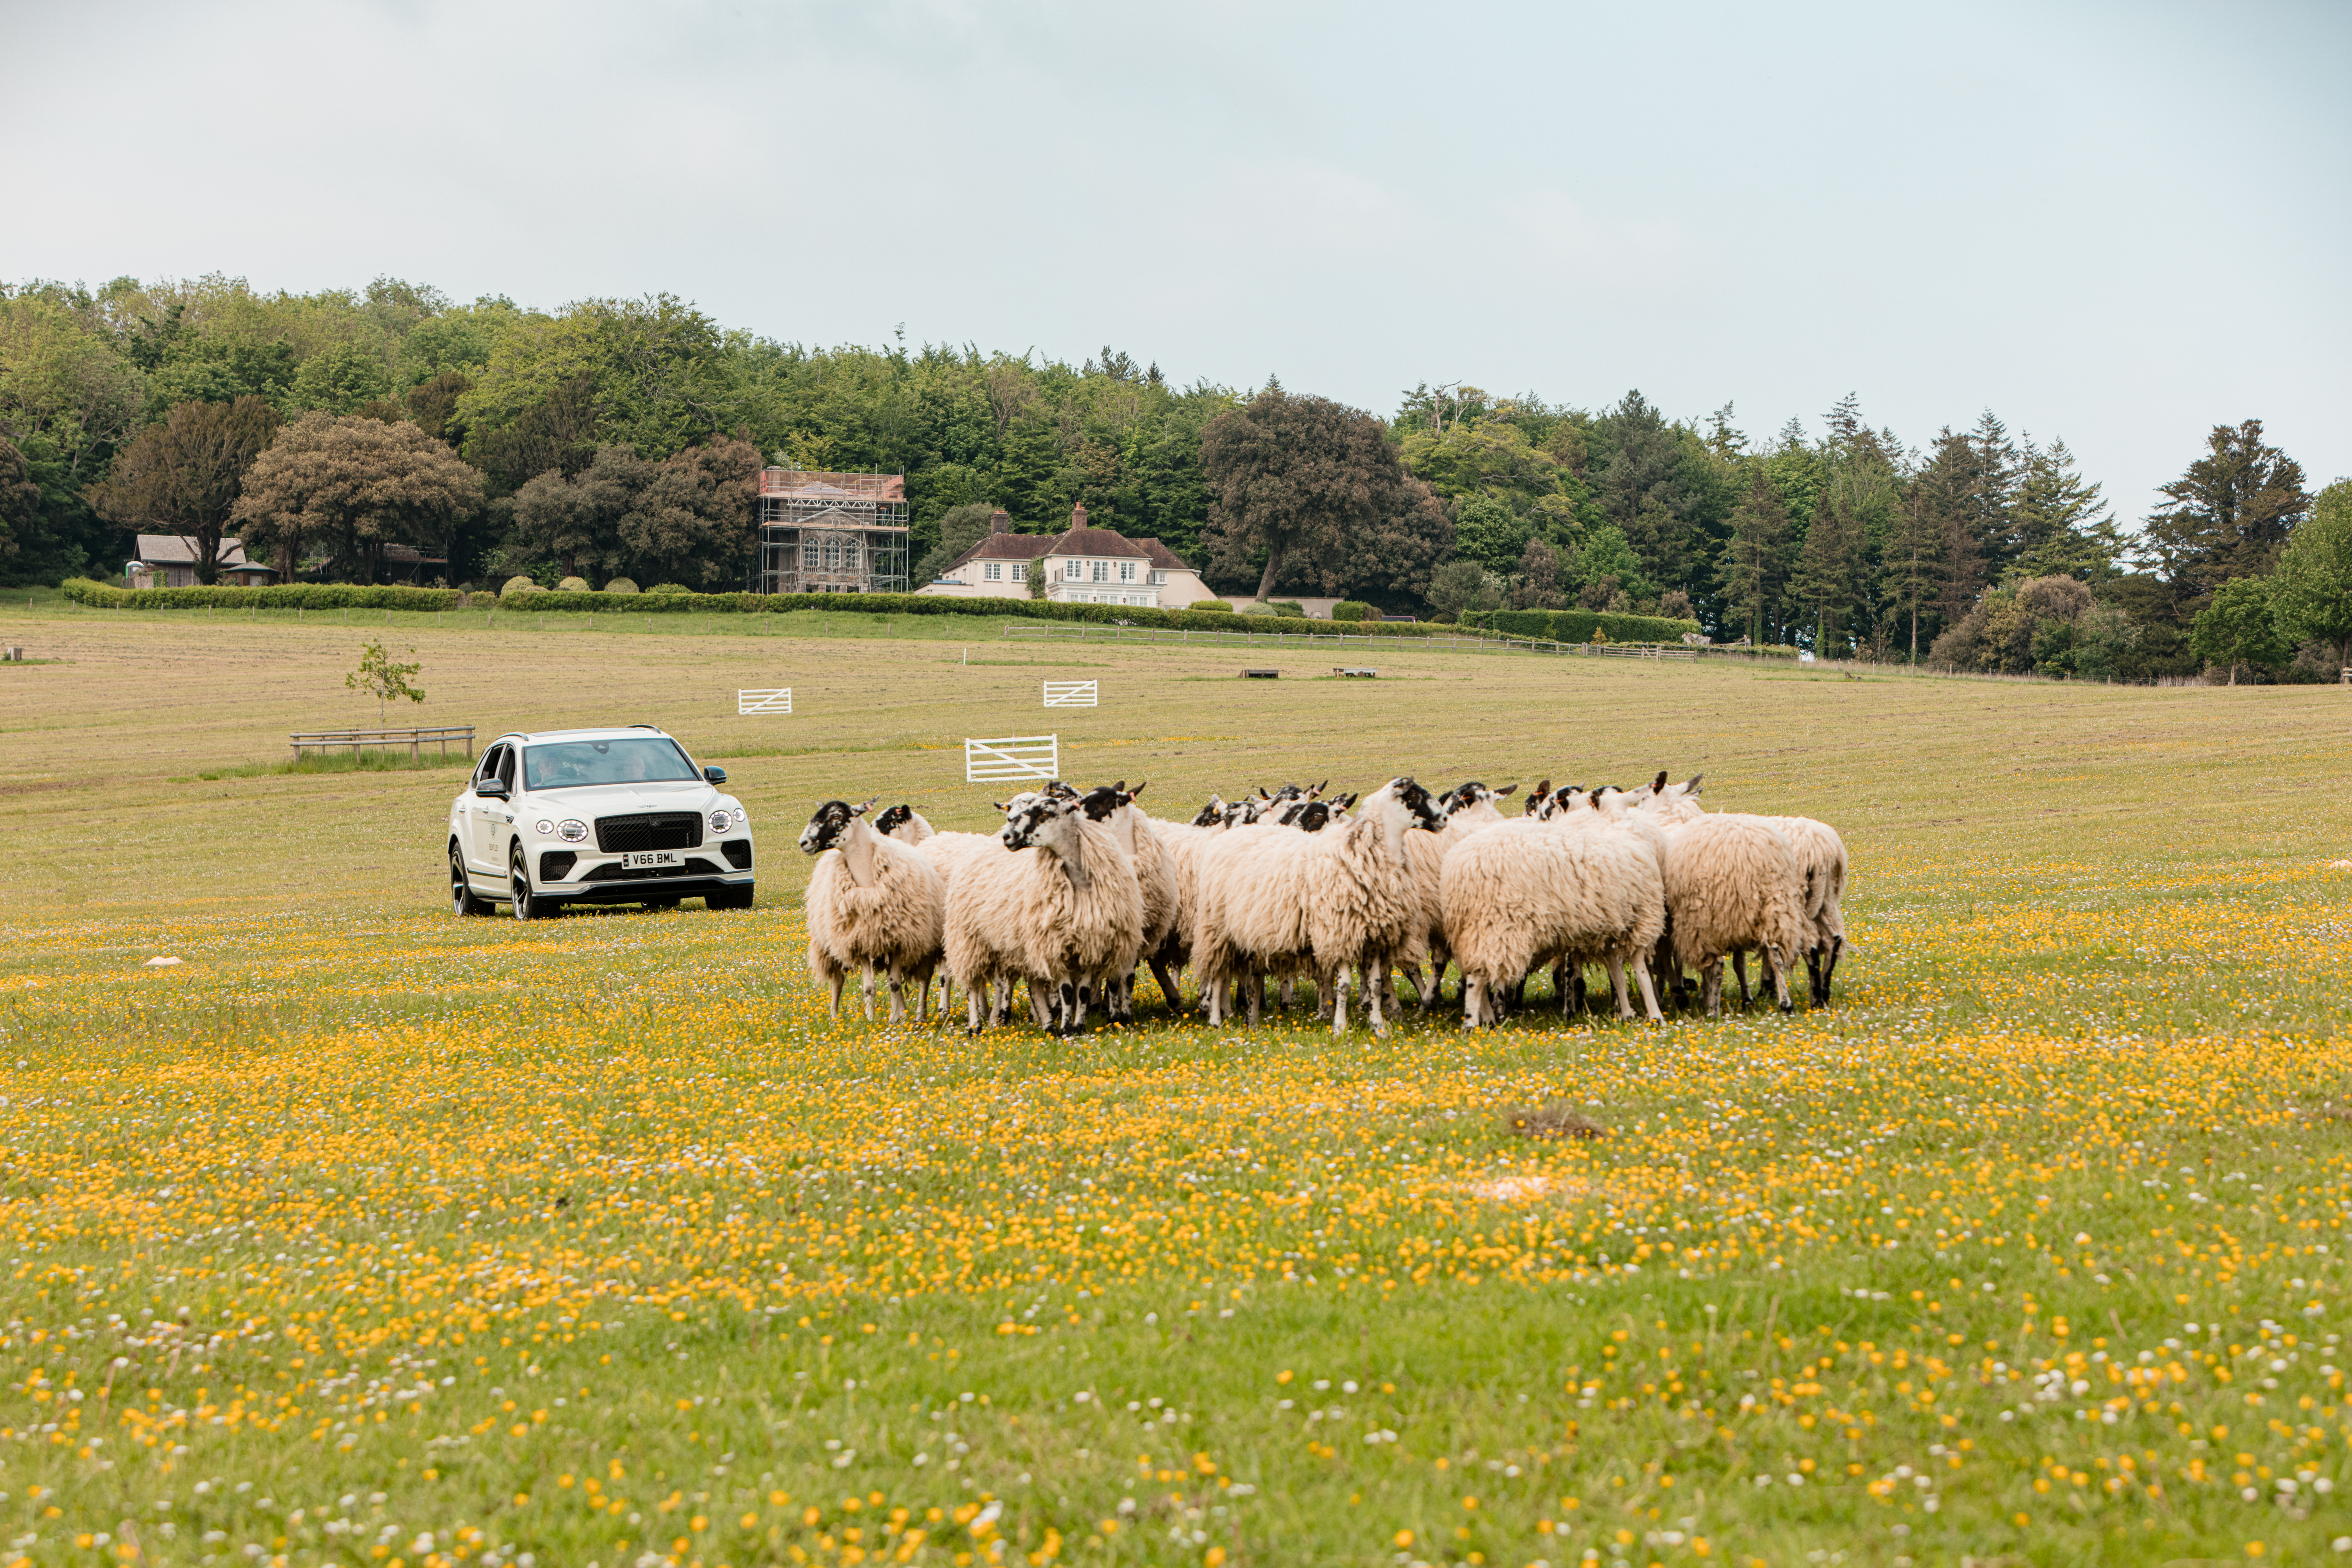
left=534, top=819, right=554, bottom=836
left=557, top=819, right=588, bottom=843
left=710, top=808, right=734, bottom=833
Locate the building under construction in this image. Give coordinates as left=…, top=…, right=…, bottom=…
left=752, top=470, right=910, bottom=595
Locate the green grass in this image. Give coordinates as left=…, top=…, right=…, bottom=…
left=0, top=607, right=2348, bottom=1568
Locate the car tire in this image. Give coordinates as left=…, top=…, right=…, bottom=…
left=510, top=849, right=557, bottom=920
left=707, top=885, right=755, bottom=911
left=451, top=840, right=491, bottom=917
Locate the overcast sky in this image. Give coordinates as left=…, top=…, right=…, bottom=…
left=4, top=0, right=2345, bottom=521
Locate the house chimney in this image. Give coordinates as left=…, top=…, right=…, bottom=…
left=1071, top=502, right=1089, bottom=531
left=990, top=509, right=1010, bottom=534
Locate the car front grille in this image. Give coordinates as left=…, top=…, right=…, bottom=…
left=594, top=812, right=705, bottom=853
left=580, top=857, right=723, bottom=883
left=721, top=840, right=753, bottom=870
left=539, top=850, right=578, bottom=882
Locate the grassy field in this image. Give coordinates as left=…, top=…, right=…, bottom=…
left=3, top=602, right=2352, bottom=1568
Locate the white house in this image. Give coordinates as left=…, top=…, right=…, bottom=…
left=919, top=504, right=1219, bottom=610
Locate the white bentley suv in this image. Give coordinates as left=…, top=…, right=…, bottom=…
left=448, top=726, right=754, bottom=918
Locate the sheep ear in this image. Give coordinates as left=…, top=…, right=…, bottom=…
left=991, top=800, right=1008, bottom=813
left=1256, top=786, right=1271, bottom=801
left=1589, top=792, right=1605, bottom=811
left=1652, top=770, right=1668, bottom=793
left=1685, top=773, right=1704, bottom=794
left=1311, top=779, right=1327, bottom=798
left=852, top=796, right=878, bottom=815
left=1533, top=779, right=1550, bottom=798
left=1129, top=780, right=1147, bottom=800
left=1495, top=783, right=1517, bottom=797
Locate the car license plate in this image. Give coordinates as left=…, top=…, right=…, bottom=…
left=622, top=851, right=682, bottom=869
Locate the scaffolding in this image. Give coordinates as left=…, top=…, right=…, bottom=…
left=752, top=470, right=911, bottom=596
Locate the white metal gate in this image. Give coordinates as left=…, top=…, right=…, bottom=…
left=737, top=688, right=793, bottom=714
left=1041, top=680, right=1098, bottom=708
left=964, top=734, right=1058, bottom=783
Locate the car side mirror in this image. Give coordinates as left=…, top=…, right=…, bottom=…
left=473, top=778, right=509, bottom=799
left=702, top=766, right=727, bottom=785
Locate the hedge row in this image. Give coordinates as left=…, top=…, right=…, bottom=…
left=1460, top=607, right=1703, bottom=644
left=57, top=579, right=1481, bottom=639
left=60, top=579, right=468, bottom=611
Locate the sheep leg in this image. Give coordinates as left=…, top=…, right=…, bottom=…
left=1245, top=973, right=1262, bottom=1029
left=1461, top=975, right=1483, bottom=1029
left=1060, top=978, right=1084, bottom=1035
left=1331, top=968, right=1350, bottom=1034
left=1765, top=946, right=1795, bottom=1013
left=884, top=968, right=906, bottom=1026
left=1700, top=958, right=1724, bottom=1019
left=1630, top=954, right=1664, bottom=1022
left=1732, top=950, right=1752, bottom=1010
left=1149, top=955, right=1184, bottom=1015
left=964, top=979, right=984, bottom=1034
left=825, top=969, right=847, bottom=1019
left=1551, top=959, right=1572, bottom=1014
left=860, top=963, right=878, bottom=1023
left=1367, top=959, right=1390, bottom=1038
left=1381, top=962, right=1402, bottom=1016
left=1603, top=955, right=1635, bottom=1021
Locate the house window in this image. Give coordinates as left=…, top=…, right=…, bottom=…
left=802, top=541, right=821, bottom=571
left=1150, top=569, right=1166, bottom=586
left=1119, top=561, right=1135, bottom=582
left=1091, top=560, right=1108, bottom=582
left=983, top=562, right=1002, bottom=582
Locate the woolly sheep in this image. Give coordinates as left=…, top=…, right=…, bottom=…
left=1397, top=780, right=1518, bottom=1012
left=1305, top=777, right=1449, bottom=1035
left=943, top=793, right=1143, bottom=1034
left=1634, top=786, right=1807, bottom=1017
left=1439, top=810, right=1667, bottom=1027
left=1637, top=774, right=1836, bottom=1009
left=874, top=804, right=935, bottom=844
left=1192, top=809, right=1322, bottom=1028
left=797, top=797, right=946, bottom=1024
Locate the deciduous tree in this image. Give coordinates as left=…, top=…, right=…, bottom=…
left=87, top=396, right=280, bottom=583
left=1200, top=386, right=1400, bottom=600
left=233, top=413, right=484, bottom=582
left=2189, top=575, right=2289, bottom=685
left=2271, top=480, right=2352, bottom=672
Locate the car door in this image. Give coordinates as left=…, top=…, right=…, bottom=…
left=465, top=745, right=507, bottom=874
left=482, top=745, right=521, bottom=870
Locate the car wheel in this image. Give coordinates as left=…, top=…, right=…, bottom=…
left=510, top=849, right=556, bottom=920
left=707, top=885, right=755, bottom=911
left=451, top=840, right=490, bottom=916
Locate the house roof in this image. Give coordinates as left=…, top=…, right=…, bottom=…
left=135, top=534, right=250, bottom=566
left=1049, top=528, right=1151, bottom=561
left=938, top=510, right=1198, bottom=578
left=1128, top=537, right=1193, bottom=572
left=945, top=533, right=1057, bottom=572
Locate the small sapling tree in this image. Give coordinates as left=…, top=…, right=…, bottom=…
left=347, top=641, right=425, bottom=725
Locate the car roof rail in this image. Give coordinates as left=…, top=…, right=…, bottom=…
left=628, top=724, right=661, bottom=730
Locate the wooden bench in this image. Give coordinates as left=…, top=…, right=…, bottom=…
left=1241, top=668, right=1279, bottom=679
left=1333, top=667, right=1377, bottom=678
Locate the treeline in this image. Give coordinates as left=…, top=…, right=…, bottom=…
left=0, top=272, right=2339, bottom=681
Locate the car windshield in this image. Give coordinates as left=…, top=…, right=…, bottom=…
left=524, top=738, right=699, bottom=790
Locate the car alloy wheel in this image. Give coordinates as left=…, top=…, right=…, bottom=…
left=510, top=850, right=552, bottom=920
left=451, top=840, right=488, bottom=916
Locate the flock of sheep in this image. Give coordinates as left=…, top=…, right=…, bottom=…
left=796, top=773, right=1847, bottom=1036
left=800, top=766, right=1844, bottom=1034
